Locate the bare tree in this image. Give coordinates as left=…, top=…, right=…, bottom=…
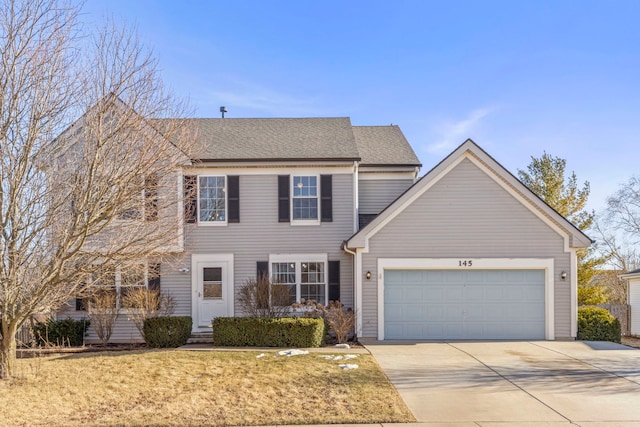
left=593, top=220, right=640, bottom=303
left=0, top=0, right=194, bottom=378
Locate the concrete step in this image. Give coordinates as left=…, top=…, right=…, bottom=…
left=187, top=331, right=212, bottom=344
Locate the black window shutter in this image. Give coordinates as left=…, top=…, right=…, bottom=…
left=75, top=298, right=85, bottom=311
left=320, top=175, right=333, bottom=222
left=145, top=173, right=159, bottom=222
left=148, top=263, right=161, bottom=291
left=184, top=175, right=197, bottom=224
left=328, top=260, right=340, bottom=302
left=227, top=175, right=240, bottom=223
left=278, top=175, right=290, bottom=222
left=257, top=261, right=269, bottom=280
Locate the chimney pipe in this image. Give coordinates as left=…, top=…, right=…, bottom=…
left=220, top=106, right=227, bottom=118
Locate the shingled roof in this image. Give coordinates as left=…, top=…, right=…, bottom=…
left=353, top=125, right=421, bottom=166
left=157, top=117, right=420, bottom=165
left=184, top=117, right=360, bottom=162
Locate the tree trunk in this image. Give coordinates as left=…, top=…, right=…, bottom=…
left=0, top=324, right=18, bottom=379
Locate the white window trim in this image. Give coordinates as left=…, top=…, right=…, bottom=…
left=89, top=261, right=150, bottom=311
left=113, top=174, right=158, bottom=223
left=290, top=174, right=320, bottom=226
left=197, top=175, right=228, bottom=226
left=269, top=253, right=328, bottom=304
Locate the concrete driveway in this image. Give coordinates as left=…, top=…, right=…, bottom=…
left=364, top=340, right=640, bottom=427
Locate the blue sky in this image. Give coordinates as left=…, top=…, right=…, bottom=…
left=84, top=0, right=639, bottom=213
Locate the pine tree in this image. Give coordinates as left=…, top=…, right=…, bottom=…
left=518, top=153, right=607, bottom=287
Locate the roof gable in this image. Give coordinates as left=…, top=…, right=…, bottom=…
left=346, top=139, right=592, bottom=250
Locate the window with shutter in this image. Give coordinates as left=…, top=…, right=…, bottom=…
left=278, top=175, right=290, bottom=222
left=184, top=175, right=197, bottom=223
left=227, top=175, right=240, bottom=223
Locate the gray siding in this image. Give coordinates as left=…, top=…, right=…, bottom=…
left=57, top=261, right=186, bottom=343
left=360, top=158, right=571, bottom=338
left=182, top=172, right=355, bottom=314
left=59, top=171, right=356, bottom=342
left=359, top=179, right=414, bottom=214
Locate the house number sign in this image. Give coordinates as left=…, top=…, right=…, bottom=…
left=458, top=260, right=473, bottom=267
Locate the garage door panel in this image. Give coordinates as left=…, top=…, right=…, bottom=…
left=384, top=269, right=545, bottom=340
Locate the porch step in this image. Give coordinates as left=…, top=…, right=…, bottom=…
left=187, top=332, right=213, bottom=344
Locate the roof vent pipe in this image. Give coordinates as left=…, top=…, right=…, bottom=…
left=220, top=106, right=227, bottom=118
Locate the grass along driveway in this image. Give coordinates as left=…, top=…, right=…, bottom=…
left=1, top=349, right=414, bottom=426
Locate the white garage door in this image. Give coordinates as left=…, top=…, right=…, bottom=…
left=384, top=269, right=545, bottom=340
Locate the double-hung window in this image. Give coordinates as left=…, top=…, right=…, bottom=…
left=292, top=175, right=318, bottom=222
left=116, top=174, right=159, bottom=221
left=198, top=176, right=226, bottom=224
left=269, top=254, right=327, bottom=305
left=78, top=263, right=154, bottom=311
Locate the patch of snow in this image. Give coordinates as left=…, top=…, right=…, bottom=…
left=339, top=364, right=359, bottom=370
left=256, top=353, right=266, bottom=359
left=335, top=343, right=350, bottom=349
left=343, top=354, right=358, bottom=360
left=277, top=349, right=309, bottom=357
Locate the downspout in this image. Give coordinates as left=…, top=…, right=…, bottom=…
left=353, top=161, right=359, bottom=233
left=342, top=241, right=361, bottom=338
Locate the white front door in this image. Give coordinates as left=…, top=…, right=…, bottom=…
left=192, top=254, right=234, bottom=330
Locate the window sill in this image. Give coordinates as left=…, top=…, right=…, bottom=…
left=197, top=221, right=228, bottom=227
left=290, top=219, right=320, bottom=226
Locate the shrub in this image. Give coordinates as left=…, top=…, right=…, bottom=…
left=323, top=301, right=356, bottom=344
left=212, top=317, right=325, bottom=347
left=237, top=276, right=294, bottom=318
left=122, top=288, right=176, bottom=337
left=85, top=290, right=119, bottom=346
left=143, top=316, right=192, bottom=348
left=578, top=285, right=608, bottom=305
left=577, top=306, right=621, bottom=343
left=33, top=317, right=90, bottom=347
left=291, top=299, right=356, bottom=344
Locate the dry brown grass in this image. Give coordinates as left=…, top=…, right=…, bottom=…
left=622, top=336, right=640, bottom=349
left=0, top=350, right=414, bottom=426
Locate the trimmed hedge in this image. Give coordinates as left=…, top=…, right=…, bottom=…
left=212, top=317, right=325, bottom=347
left=143, top=316, right=192, bottom=348
left=33, top=317, right=90, bottom=347
left=577, top=306, right=621, bottom=343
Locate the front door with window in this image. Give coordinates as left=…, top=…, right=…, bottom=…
left=192, top=254, right=234, bottom=330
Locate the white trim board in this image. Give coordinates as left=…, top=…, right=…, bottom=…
left=191, top=253, right=235, bottom=331
left=375, top=258, right=555, bottom=341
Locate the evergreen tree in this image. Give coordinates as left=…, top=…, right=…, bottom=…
left=518, top=153, right=607, bottom=287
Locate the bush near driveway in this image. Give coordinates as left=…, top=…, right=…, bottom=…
left=577, top=306, right=621, bottom=343
left=212, top=317, right=325, bottom=347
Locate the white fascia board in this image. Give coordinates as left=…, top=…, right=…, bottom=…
left=187, top=163, right=355, bottom=173
left=348, top=143, right=587, bottom=253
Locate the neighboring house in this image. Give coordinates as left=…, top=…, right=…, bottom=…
left=59, top=114, right=591, bottom=342
left=620, top=269, right=640, bottom=335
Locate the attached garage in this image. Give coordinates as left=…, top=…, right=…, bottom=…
left=384, top=269, right=545, bottom=340
left=345, top=140, right=592, bottom=341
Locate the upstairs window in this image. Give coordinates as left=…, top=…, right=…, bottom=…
left=198, top=176, right=226, bottom=223
left=292, top=175, right=318, bottom=221
left=117, top=174, right=158, bottom=221
left=278, top=174, right=331, bottom=224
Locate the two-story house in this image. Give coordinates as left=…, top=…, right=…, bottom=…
left=61, top=115, right=591, bottom=342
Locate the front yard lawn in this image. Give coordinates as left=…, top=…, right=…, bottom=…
left=0, top=349, right=414, bottom=426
